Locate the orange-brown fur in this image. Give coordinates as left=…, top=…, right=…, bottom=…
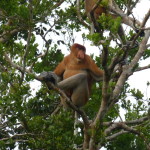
left=54, top=43, right=103, bottom=83
left=85, top=0, right=126, bottom=44
left=54, top=43, right=103, bottom=106
left=85, top=0, right=108, bottom=19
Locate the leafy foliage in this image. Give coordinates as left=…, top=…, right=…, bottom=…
left=0, top=0, right=149, bottom=149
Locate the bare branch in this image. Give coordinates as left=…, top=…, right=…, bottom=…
left=147, top=44, right=150, bottom=48
left=0, top=28, right=20, bottom=43
left=4, top=52, right=40, bottom=81
left=104, top=122, right=147, bottom=139
left=131, top=9, right=150, bottom=46
left=0, top=133, right=35, bottom=141
left=141, top=9, right=150, bottom=28
left=111, top=30, right=150, bottom=106
left=51, top=103, right=62, bottom=116
left=52, top=0, right=65, bottom=9
left=92, top=46, right=110, bottom=126
left=126, top=0, right=140, bottom=15
left=129, top=30, right=150, bottom=69
left=109, top=1, right=142, bottom=29
left=103, top=116, right=149, bottom=127
left=120, top=123, right=150, bottom=148
left=106, top=130, right=129, bottom=141
left=135, top=64, right=150, bottom=72
left=124, top=116, right=149, bottom=125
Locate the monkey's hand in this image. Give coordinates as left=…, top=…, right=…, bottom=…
left=38, top=71, right=58, bottom=89
left=89, top=71, right=103, bottom=82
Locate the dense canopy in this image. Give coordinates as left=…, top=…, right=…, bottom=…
left=0, top=0, right=150, bottom=150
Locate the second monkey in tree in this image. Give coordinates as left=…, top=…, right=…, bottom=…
left=85, top=0, right=126, bottom=44
left=54, top=43, right=103, bottom=107
left=85, top=0, right=115, bottom=19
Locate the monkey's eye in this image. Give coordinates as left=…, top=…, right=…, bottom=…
left=79, top=48, right=85, bottom=51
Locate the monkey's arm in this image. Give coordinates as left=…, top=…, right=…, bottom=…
left=87, top=55, right=103, bottom=81
left=54, top=59, right=66, bottom=77
left=38, top=59, right=66, bottom=89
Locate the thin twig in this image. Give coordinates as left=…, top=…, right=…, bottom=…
left=135, top=64, right=150, bottom=72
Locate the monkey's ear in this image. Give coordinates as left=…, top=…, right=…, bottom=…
left=38, top=71, right=58, bottom=89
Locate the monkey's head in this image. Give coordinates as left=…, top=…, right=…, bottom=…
left=71, top=43, right=86, bottom=62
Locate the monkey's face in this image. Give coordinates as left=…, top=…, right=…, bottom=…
left=77, top=49, right=85, bottom=59
left=75, top=48, right=85, bottom=63
left=70, top=43, right=86, bottom=62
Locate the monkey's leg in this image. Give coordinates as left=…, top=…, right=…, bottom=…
left=58, top=73, right=88, bottom=90
left=71, top=74, right=89, bottom=107
left=58, top=73, right=89, bottom=107
left=71, top=77, right=89, bottom=107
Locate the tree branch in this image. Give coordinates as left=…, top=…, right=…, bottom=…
left=0, top=28, right=20, bottom=43
left=147, top=44, right=150, bottom=48
left=0, top=133, right=35, bottom=141
left=135, top=64, right=150, bottom=72
left=76, top=0, right=90, bottom=30
left=131, top=9, right=150, bottom=46
left=38, top=72, right=90, bottom=128
left=106, top=130, right=129, bottom=141
left=110, top=30, right=150, bottom=106
left=109, top=1, right=142, bottom=30
left=104, top=122, right=149, bottom=143
left=20, top=1, right=33, bottom=84
left=103, top=116, right=149, bottom=127
left=52, top=0, right=65, bottom=9
left=4, top=52, right=40, bottom=80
